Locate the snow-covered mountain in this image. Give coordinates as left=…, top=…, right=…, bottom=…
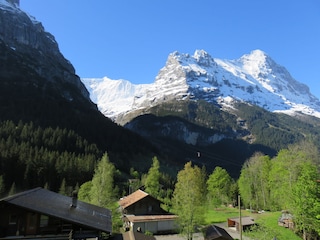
left=82, top=50, right=320, bottom=124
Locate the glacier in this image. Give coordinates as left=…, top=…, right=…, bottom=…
left=82, top=49, right=320, bottom=122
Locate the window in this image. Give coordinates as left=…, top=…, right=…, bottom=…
left=40, top=215, right=49, bottom=227
left=9, top=214, right=17, bottom=224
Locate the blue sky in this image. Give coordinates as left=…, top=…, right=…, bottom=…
left=21, top=1, right=320, bottom=98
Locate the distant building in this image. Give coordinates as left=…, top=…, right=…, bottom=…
left=119, top=189, right=177, bottom=234
left=0, top=187, right=112, bottom=239
left=227, top=216, right=256, bottom=232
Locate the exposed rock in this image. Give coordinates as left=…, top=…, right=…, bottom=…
left=0, top=2, right=90, bottom=100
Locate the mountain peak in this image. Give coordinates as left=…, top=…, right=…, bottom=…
left=82, top=49, right=320, bottom=123
left=240, top=49, right=270, bottom=65
left=0, top=0, right=19, bottom=8
left=193, top=49, right=215, bottom=67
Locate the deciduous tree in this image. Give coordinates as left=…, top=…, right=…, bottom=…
left=291, top=162, right=320, bottom=240
left=207, top=166, right=233, bottom=207
left=172, top=162, right=207, bottom=240
left=238, top=152, right=271, bottom=210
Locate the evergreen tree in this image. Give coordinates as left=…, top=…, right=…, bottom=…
left=8, top=182, right=16, bottom=196
left=90, top=153, right=117, bottom=208
left=172, top=162, right=207, bottom=240
left=59, top=178, right=67, bottom=196
left=144, top=156, right=161, bottom=198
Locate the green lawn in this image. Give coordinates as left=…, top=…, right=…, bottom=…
left=204, top=207, right=302, bottom=240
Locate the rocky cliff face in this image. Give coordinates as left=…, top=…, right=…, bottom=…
left=0, top=1, right=89, bottom=99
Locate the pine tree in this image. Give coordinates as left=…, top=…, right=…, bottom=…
left=90, top=153, right=117, bottom=208
left=59, top=178, right=67, bottom=196
left=8, top=182, right=16, bottom=196
left=144, top=156, right=161, bottom=198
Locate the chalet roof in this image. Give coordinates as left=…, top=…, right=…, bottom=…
left=119, top=189, right=154, bottom=209
left=124, top=214, right=177, bottom=223
left=204, top=225, right=233, bottom=240
left=228, top=216, right=255, bottom=226
left=0, top=187, right=112, bottom=233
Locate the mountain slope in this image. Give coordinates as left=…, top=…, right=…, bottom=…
left=0, top=0, right=157, bottom=176
left=82, top=49, right=320, bottom=125
left=81, top=49, right=320, bottom=177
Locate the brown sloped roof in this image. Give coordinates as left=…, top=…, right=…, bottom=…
left=204, top=225, right=233, bottom=240
left=0, top=187, right=112, bottom=233
left=119, top=189, right=150, bottom=209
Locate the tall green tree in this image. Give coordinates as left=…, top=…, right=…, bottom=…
left=269, top=141, right=319, bottom=210
left=172, top=162, right=207, bottom=240
left=90, top=153, right=118, bottom=208
left=8, top=182, right=16, bottom=196
left=207, top=166, right=233, bottom=207
left=78, top=181, right=93, bottom=203
left=59, top=178, right=67, bottom=196
left=291, top=162, right=320, bottom=240
left=144, top=156, right=161, bottom=198
left=238, top=152, right=271, bottom=210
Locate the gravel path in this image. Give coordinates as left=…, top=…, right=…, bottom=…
left=154, top=222, right=251, bottom=240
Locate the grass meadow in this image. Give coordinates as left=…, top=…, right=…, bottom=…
left=204, top=207, right=302, bottom=240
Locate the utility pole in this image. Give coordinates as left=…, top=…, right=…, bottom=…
left=238, top=195, right=242, bottom=240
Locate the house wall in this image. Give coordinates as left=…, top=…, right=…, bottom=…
left=0, top=202, right=100, bottom=238
left=130, top=220, right=176, bottom=234
left=0, top=203, right=30, bottom=237
left=125, top=196, right=164, bottom=215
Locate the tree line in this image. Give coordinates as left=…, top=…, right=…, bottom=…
left=0, top=120, right=101, bottom=194
left=72, top=140, right=319, bottom=240
left=1, top=119, right=319, bottom=239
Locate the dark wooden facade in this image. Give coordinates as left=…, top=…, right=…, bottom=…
left=0, top=188, right=112, bottom=239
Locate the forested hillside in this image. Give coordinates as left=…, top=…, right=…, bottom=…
left=123, top=99, right=320, bottom=179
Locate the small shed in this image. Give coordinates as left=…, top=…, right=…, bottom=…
left=204, top=225, right=233, bottom=240
left=278, top=210, right=294, bottom=230
left=0, top=187, right=112, bottom=239
left=227, top=216, right=255, bottom=232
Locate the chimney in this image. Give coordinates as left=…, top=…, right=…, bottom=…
left=71, top=191, right=78, bottom=208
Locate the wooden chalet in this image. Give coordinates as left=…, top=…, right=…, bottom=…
left=0, top=187, right=112, bottom=239
left=118, top=190, right=177, bottom=234
left=204, top=224, right=233, bottom=240
left=227, top=216, right=255, bottom=232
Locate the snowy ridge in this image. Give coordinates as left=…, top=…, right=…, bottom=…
left=82, top=50, right=320, bottom=122
left=0, top=0, right=39, bottom=24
